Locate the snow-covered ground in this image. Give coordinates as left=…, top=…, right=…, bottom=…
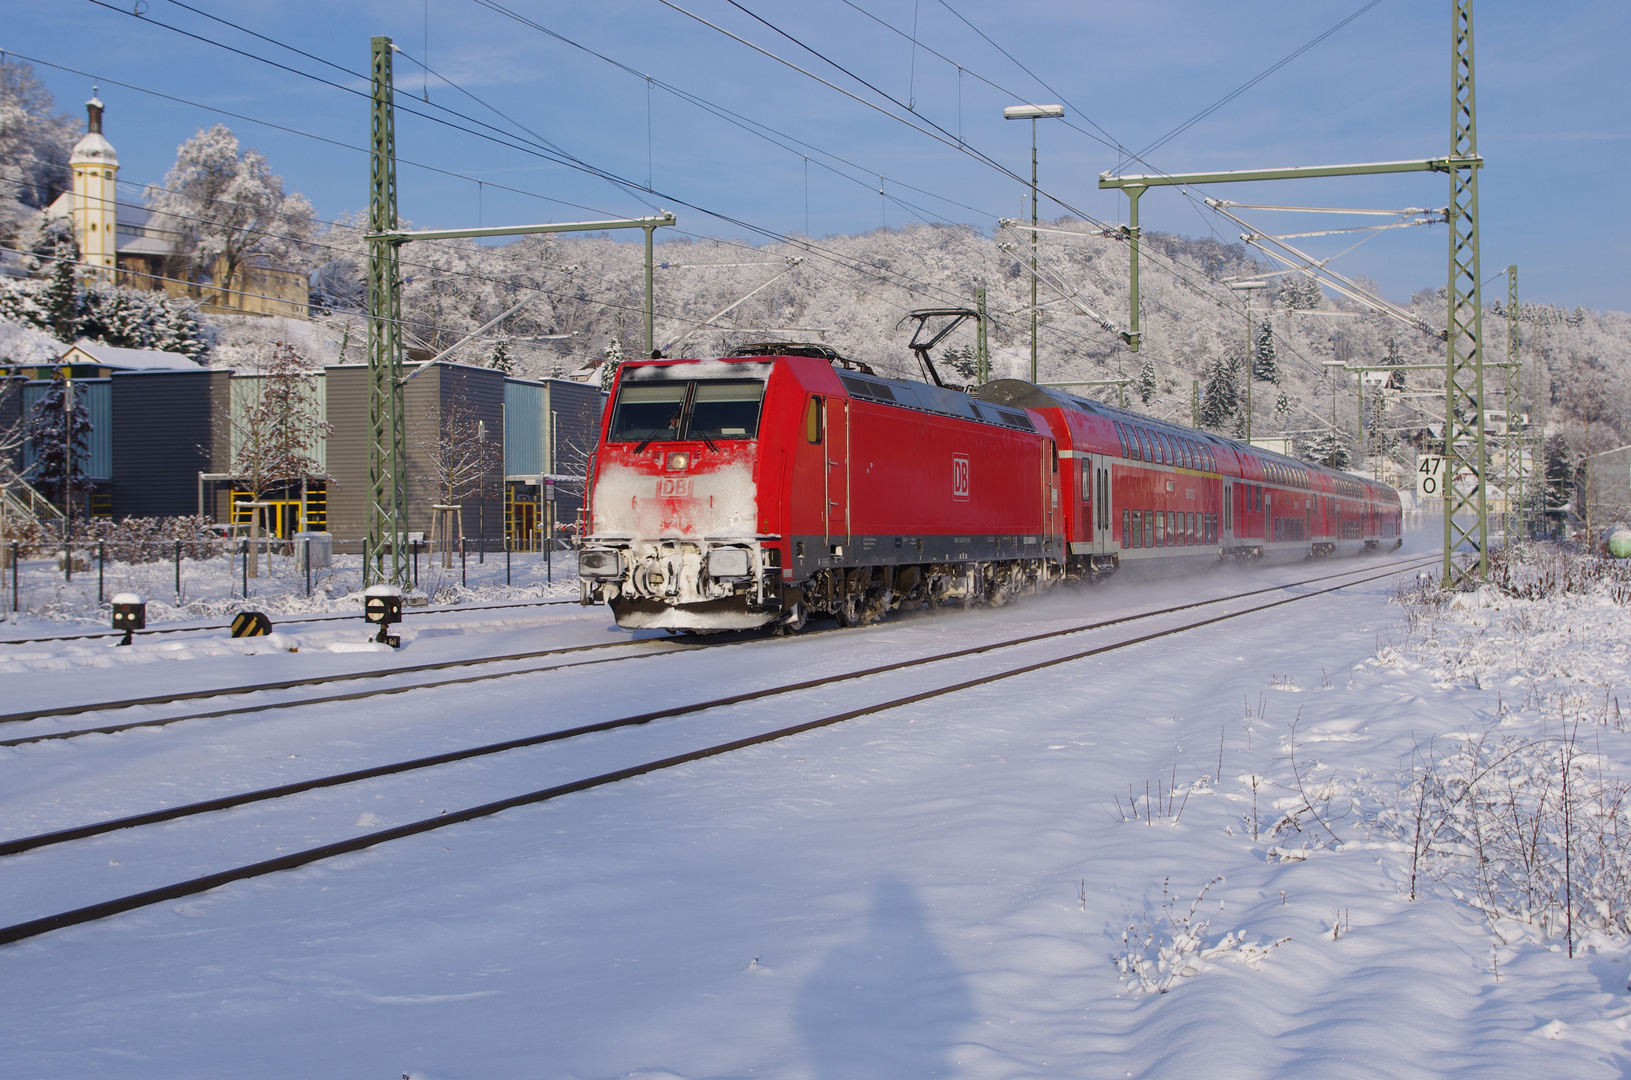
left=4, top=538, right=1631, bottom=1078
left=0, top=545, right=581, bottom=634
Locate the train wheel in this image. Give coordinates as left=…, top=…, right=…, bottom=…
left=773, top=603, right=807, bottom=636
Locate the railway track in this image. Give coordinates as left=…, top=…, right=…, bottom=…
left=0, top=595, right=583, bottom=647
left=0, top=553, right=1434, bottom=947
left=1, top=552, right=1426, bottom=742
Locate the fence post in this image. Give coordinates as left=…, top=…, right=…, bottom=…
left=412, top=539, right=419, bottom=590
left=304, top=537, right=312, bottom=597
left=64, top=538, right=71, bottom=583
left=460, top=538, right=467, bottom=589
left=10, top=541, right=18, bottom=613
left=505, top=537, right=511, bottom=586
left=240, top=538, right=248, bottom=598
left=174, top=539, right=182, bottom=603
left=97, top=541, right=105, bottom=605
left=547, top=537, right=552, bottom=585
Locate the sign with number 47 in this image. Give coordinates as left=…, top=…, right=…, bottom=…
left=1417, top=455, right=1445, bottom=498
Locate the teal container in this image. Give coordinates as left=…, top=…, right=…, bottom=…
left=1608, top=529, right=1631, bottom=558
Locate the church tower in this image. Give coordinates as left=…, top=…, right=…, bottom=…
left=69, top=90, right=119, bottom=281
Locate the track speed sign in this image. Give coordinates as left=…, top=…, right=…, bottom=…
left=1417, top=454, right=1446, bottom=498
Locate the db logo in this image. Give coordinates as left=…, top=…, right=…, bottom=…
left=656, top=477, right=693, bottom=497
left=951, top=455, right=971, bottom=501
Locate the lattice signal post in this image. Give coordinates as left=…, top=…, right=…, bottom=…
left=1505, top=265, right=1523, bottom=538
left=365, top=37, right=672, bottom=584
left=1099, top=2, right=1490, bottom=587
left=367, top=36, right=406, bottom=586
left=1442, top=0, right=1487, bottom=588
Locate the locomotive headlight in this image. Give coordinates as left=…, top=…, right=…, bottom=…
left=665, top=451, right=690, bottom=471
left=705, top=546, right=752, bottom=580
left=579, top=547, right=623, bottom=579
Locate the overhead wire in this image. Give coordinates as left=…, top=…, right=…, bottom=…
left=63, top=1, right=1375, bottom=393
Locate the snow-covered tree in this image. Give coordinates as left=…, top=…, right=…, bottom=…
left=1278, top=272, right=1322, bottom=310
left=414, top=394, right=501, bottom=567
left=145, top=125, right=315, bottom=296
left=23, top=370, right=92, bottom=515
left=489, top=338, right=515, bottom=376
left=0, top=60, right=78, bottom=243
left=42, top=236, right=76, bottom=341
left=1301, top=430, right=1351, bottom=470
left=1200, top=351, right=1240, bottom=431
left=1273, top=390, right=1293, bottom=429
left=1381, top=337, right=1406, bottom=390
left=1137, top=357, right=1157, bottom=403
left=230, top=343, right=329, bottom=576
left=598, top=336, right=625, bottom=391
left=1252, top=319, right=1278, bottom=383
left=0, top=271, right=208, bottom=359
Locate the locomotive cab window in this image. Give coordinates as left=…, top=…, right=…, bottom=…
left=805, top=396, right=824, bottom=444
left=608, top=383, right=688, bottom=442
left=688, top=381, right=765, bottom=440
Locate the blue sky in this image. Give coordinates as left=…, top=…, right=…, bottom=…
left=9, top=0, right=1627, bottom=310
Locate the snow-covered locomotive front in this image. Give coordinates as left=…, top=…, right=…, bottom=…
left=579, top=359, right=785, bottom=630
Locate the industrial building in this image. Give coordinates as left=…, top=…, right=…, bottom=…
left=3, top=347, right=603, bottom=551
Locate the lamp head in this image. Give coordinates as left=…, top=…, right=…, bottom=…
left=1003, top=104, right=1065, bottom=120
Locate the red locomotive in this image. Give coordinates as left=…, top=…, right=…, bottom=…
left=578, top=344, right=1402, bottom=632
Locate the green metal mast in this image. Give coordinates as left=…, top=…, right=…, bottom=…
left=1505, top=265, right=1522, bottom=538
left=1442, top=0, right=1487, bottom=588
left=367, top=36, right=407, bottom=585
left=975, top=286, right=990, bottom=384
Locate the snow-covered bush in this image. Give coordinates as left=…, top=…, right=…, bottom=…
left=1488, top=541, right=1631, bottom=603
left=0, top=275, right=208, bottom=360
left=1380, top=704, right=1631, bottom=953
left=1112, top=876, right=1287, bottom=995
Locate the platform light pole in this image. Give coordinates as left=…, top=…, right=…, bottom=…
left=1004, top=104, right=1064, bottom=383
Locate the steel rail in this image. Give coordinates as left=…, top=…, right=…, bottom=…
left=0, top=556, right=1432, bottom=890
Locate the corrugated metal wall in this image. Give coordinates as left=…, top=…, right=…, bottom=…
left=321, top=364, right=371, bottom=540
left=228, top=372, right=327, bottom=473
left=110, top=369, right=229, bottom=518
left=504, top=379, right=545, bottom=478
left=19, top=378, right=112, bottom=480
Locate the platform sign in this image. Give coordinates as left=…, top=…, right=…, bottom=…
left=1416, top=455, right=1446, bottom=499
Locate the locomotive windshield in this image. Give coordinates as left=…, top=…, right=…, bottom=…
left=687, top=381, right=764, bottom=440
left=608, top=384, right=687, bottom=443
left=607, top=380, right=765, bottom=443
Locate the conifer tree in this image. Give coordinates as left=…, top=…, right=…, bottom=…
left=1252, top=319, right=1278, bottom=383
left=1138, top=358, right=1157, bottom=403
left=1302, top=430, right=1351, bottom=470
left=489, top=338, right=515, bottom=376
left=43, top=237, right=77, bottom=342
left=598, top=336, right=625, bottom=391
left=23, top=369, right=92, bottom=511
left=1200, top=352, right=1240, bottom=430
